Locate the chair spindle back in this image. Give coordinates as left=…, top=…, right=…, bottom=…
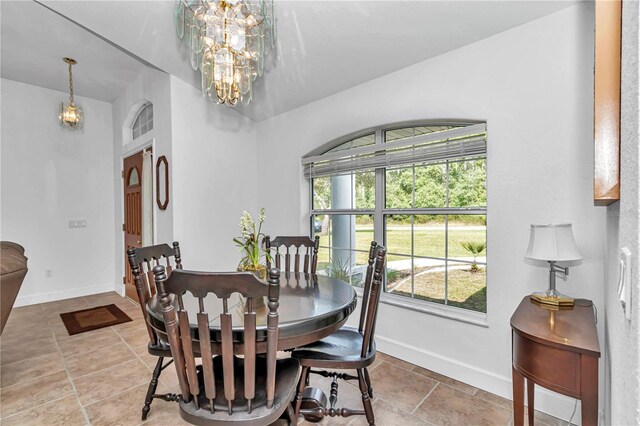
left=265, top=235, right=320, bottom=274
left=127, top=242, right=183, bottom=345
left=154, top=266, right=282, bottom=415
left=359, top=244, right=386, bottom=358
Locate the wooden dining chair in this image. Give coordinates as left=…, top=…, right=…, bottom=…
left=265, top=235, right=320, bottom=274
left=153, top=266, right=300, bottom=425
left=291, top=242, right=386, bottom=425
left=127, top=242, right=183, bottom=421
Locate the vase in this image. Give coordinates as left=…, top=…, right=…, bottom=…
left=237, top=264, right=267, bottom=280
left=237, top=264, right=267, bottom=310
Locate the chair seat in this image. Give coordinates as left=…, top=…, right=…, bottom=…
left=291, top=327, right=376, bottom=368
left=179, top=355, right=300, bottom=426
left=147, top=337, right=172, bottom=357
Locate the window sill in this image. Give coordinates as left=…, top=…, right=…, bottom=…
left=354, top=287, right=488, bottom=328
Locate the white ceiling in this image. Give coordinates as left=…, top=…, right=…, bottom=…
left=7, top=1, right=578, bottom=119
left=0, top=1, right=151, bottom=102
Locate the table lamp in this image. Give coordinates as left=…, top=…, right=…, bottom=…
left=525, top=223, right=582, bottom=307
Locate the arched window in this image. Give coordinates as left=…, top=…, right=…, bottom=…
left=304, top=121, right=487, bottom=314
left=132, top=103, right=153, bottom=140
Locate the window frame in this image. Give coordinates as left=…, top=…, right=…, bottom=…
left=308, top=121, right=488, bottom=325
left=132, top=103, right=154, bottom=141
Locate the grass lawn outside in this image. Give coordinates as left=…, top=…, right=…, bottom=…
left=315, top=223, right=487, bottom=313
left=389, top=267, right=487, bottom=312
left=317, top=224, right=486, bottom=265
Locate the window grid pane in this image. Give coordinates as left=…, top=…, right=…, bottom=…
left=132, top=104, right=154, bottom=140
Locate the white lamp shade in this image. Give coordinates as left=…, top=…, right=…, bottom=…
left=525, top=223, right=582, bottom=262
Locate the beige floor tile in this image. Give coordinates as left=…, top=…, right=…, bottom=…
left=367, top=362, right=437, bottom=413
left=73, top=359, right=151, bottom=405
left=132, top=345, right=158, bottom=369
left=3, top=311, right=44, bottom=328
left=0, top=326, right=53, bottom=348
left=475, top=388, right=513, bottom=410
left=41, top=296, right=88, bottom=310
left=111, top=317, right=147, bottom=334
left=414, top=383, right=511, bottom=426
left=85, top=384, right=147, bottom=426
left=0, top=371, right=74, bottom=418
left=412, top=366, right=477, bottom=395
left=0, top=334, right=58, bottom=365
left=1, top=319, right=51, bottom=339
left=140, top=412, right=191, bottom=426
left=516, top=408, right=573, bottom=426
left=373, top=352, right=415, bottom=371
left=65, top=342, right=134, bottom=378
left=0, top=352, right=65, bottom=388
left=350, top=399, right=431, bottom=426
left=83, top=292, right=128, bottom=306
left=0, top=394, right=86, bottom=426
left=85, top=382, right=177, bottom=426
left=5, top=305, right=43, bottom=317
left=57, top=329, right=122, bottom=357
left=41, top=298, right=89, bottom=318
left=117, top=327, right=152, bottom=349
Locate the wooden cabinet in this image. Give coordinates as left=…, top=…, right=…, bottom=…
left=511, top=297, right=600, bottom=426
left=594, top=0, right=622, bottom=206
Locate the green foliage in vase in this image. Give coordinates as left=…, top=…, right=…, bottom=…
left=460, top=241, right=486, bottom=273
left=233, top=208, right=271, bottom=270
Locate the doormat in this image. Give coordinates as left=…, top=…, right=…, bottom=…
left=60, top=304, right=132, bottom=335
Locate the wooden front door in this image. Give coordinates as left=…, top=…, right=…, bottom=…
left=123, top=151, right=144, bottom=301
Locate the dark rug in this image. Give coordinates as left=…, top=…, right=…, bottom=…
left=60, top=304, right=132, bottom=335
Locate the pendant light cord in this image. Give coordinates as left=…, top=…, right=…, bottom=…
left=68, top=62, right=74, bottom=105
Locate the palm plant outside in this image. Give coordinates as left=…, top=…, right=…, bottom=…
left=460, top=241, right=486, bottom=273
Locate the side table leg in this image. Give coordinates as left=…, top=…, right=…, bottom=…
left=512, top=367, right=525, bottom=426
left=581, top=355, right=598, bottom=426
left=527, top=378, right=534, bottom=426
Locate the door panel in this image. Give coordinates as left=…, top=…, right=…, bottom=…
left=124, top=151, right=144, bottom=301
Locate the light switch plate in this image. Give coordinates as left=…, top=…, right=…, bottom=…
left=68, top=220, right=87, bottom=228
left=618, top=247, right=632, bottom=320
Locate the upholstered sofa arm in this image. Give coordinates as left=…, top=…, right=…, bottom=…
left=1, top=241, right=28, bottom=334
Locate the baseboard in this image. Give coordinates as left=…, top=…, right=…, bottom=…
left=114, top=282, right=126, bottom=297
left=14, top=283, right=116, bottom=307
left=375, top=334, right=583, bottom=425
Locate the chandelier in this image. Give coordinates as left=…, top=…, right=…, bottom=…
left=174, top=0, right=276, bottom=107
left=59, top=57, right=83, bottom=129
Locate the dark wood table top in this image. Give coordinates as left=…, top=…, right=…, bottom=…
left=510, top=297, right=600, bottom=357
left=146, top=272, right=357, bottom=351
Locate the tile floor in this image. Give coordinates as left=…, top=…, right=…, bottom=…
left=0, top=292, right=566, bottom=426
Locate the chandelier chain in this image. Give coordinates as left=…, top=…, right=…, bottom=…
left=68, top=62, right=74, bottom=104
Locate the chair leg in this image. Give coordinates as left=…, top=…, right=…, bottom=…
left=364, top=367, right=374, bottom=398
left=294, top=366, right=310, bottom=418
left=142, top=356, right=164, bottom=421
left=357, top=369, right=375, bottom=426
left=287, top=402, right=298, bottom=426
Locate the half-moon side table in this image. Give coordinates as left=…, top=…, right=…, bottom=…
left=510, top=297, right=600, bottom=426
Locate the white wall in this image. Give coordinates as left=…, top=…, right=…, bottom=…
left=169, top=76, right=258, bottom=271
left=111, top=68, right=174, bottom=294
left=604, top=1, right=640, bottom=425
left=256, top=4, right=604, bottom=422
left=1, top=78, right=115, bottom=304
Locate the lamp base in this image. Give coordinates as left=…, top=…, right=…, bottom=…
left=530, top=290, right=574, bottom=307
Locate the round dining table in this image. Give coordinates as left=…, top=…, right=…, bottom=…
left=146, top=272, right=357, bottom=352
